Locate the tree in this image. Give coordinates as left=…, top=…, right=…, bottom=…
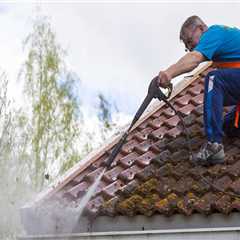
left=21, top=16, right=81, bottom=190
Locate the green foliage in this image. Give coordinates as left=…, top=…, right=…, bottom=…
left=21, top=16, right=81, bottom=190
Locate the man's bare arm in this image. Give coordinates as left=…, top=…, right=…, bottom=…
left=165, top=51, right=206, bottom=78
left=158, top=51, right=206, bottom=88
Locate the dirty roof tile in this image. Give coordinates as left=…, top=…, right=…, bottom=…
left=103, top=166, right=125, bottom=183
left=149, top=139, right=168, bottom=152
left=165, top=126, right=182, bottom=138
left=119, top=152, right=139, bottom=168
left=116, top=194, right=143, bottom=216
left=190, top=93, right=204, bottom=106
left=175, top=94, right=192, bottom=107
left=187, top=83, right=203, bottom=96
left=178, top=104, right=196, bottom=116
left=137, top=193, right=159, bottom=216
left=135, top=151, right=156, bottom=167
left=176, top=194, right=195, bottom=216
left=213, top=176, right=232, bottom=191
left=148, top=116, right=166, bottom=129
left=134, top=139, right=154, bottom=154
left=121, top=139, right=140, bottom=155
left=232, top=198, right=240, bottom=210
left=215, top=195, right=232, bottom=214
left=164, top=115, right=180, bottom=128
left=64, top=181, right=89, bottom=200
left=117, top=179, right=139, bottom=198
left=193, top=192, right=218, bottom=214
left=192, top=105, right=204, bottom=116
left=151, top=126, right=170, bottom=139
left=171, top=149, right=190, bottom=163
left=162, top=108, right=176, bottom=118
left=101, top=180, right=125, bottom=199
left=119, top=165, right=143, bottom=182
left=136, top=164, right=157, bottom=181
left=156, top=177, right=177, bottom=197
left=85, top=195, right=105, bottom=217
left=155, top=197, right=172, bottom=215
left=132, top=128, right=152, bottom=141
left=183, top=113, right=196, bottom=126
left=152, top=149, right=171, bottom=165
left=226, top=161, right=240, bottom=178
left=191, top=179, right=211, bottom=195
left=101, top=196, right=119, bottom=217
left=230, top=179, right=240, bottom=194
left=137, top=118, right=154, bottom=130
left=206, top=164, right=226, bottom=178
left=174, top=177, right=195, bottom=195
left=84, top=167, right=105, bottom=183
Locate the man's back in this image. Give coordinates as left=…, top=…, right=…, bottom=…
left=194, top=25, right=240, bottom=61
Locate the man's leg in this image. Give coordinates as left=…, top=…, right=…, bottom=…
left=203, top=70, right=225, bottom=143
left=195, top=69, right=240, bottom=165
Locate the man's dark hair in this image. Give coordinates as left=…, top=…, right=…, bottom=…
left=180, top=15, right=207, bottom=42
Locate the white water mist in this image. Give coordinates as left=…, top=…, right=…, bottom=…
left=77, top=167, right=106, bottom=218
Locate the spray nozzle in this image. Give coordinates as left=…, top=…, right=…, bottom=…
left=148, top=76, right=173, bottom=99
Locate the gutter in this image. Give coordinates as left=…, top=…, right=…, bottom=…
left=18, top=227, right=240, bottom=240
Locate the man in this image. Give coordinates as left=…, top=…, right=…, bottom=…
left=157, top=15, right=240, bottom=165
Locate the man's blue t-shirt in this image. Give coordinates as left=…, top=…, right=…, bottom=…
left=194, top=25, right=240, bottom=61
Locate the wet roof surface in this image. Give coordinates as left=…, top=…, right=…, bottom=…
left=58, top=70, right=240, bottom=218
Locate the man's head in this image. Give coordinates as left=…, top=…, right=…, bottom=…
left=180, top=15, right=208, bottom=52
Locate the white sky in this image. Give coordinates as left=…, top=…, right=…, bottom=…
left=1, top=1, right=240, bottom=116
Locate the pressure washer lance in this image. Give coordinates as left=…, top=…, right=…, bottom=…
left=103, top=76, right=240, bottom=200
left=104, top=76, right=173, bottom=168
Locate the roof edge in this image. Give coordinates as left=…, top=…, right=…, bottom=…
left=19, top=212, right=240, bottom=238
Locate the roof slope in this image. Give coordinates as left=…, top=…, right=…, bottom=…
left=25, top=62, right=240, bottom=220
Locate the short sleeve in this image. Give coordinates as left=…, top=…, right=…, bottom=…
left=194, top=26, right=224, bottom=60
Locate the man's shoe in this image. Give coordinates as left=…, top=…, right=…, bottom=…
left=193, top=142, right=225, bottom=166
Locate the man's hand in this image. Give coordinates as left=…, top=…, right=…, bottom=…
left=157, top=71, right=172, bottom=88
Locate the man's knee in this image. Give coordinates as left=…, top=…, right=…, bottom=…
left=205, top=69, right=219, bottom=79
left=205, top=70, right=225, bottom=91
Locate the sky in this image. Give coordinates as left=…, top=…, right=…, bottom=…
left=1, top=1, right=240, bottom=120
